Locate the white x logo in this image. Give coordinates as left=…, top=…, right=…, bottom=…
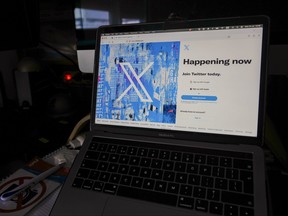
left=116, top=62, right=154, bottom=102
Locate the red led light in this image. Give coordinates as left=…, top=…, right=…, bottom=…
left=64, top=73, right=72, bottom=81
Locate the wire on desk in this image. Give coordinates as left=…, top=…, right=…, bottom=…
left=66, top=113, right=90, bottom=147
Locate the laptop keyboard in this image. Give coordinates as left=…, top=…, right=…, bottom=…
left=72, top=138, right=254, bottom=216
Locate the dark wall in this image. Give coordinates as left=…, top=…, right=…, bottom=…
left=147, top=0, right=288, bottom=44
left=0, top=0, right=39, bottom=51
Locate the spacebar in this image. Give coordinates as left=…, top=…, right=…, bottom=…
left=117, top=186, right=177, bottom=206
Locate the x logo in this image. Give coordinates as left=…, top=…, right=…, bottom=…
left=116, top=62, right=153, bottom=102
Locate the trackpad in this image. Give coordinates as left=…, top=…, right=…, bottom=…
left=102, top=197, right=190, bottom=216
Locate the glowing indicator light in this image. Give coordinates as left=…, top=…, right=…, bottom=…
left=64, top=73, right=72, bottom=81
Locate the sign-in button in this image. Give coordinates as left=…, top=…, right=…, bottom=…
left=181, top=95, right=217, bottom=101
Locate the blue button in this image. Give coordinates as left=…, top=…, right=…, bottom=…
left=181, top=95, right=217, bottom=101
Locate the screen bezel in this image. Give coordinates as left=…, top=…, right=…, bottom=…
left=90, top=15, right=270, bottom=145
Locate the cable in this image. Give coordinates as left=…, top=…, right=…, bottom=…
left=39, top=40, right=79, bottom=69
left=66, top=113, right=90, bottom=146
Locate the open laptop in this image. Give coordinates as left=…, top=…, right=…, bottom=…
left=51, top=15, right=270, bottom=216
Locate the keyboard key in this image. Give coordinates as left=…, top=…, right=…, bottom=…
left=207, top=155, right=219, bottom=166
left=174, top=162, right=186, bottom=172
left=159, top=150, right=170, bottom=159
left=76, top=168, right=90, bottom=178
left=104, top=183, right=118, bottom=194
left=107, top=163, right=119, bottom=172
left=143, top=179, right=155, bottom=190
left=151, top=159, right=162, bottom=169
left=118, top=165, right=129, bottom=174
left=81, top=159, right=98, bottom=169
left=163, top=171, right=175, bottom=182
left=175, top=173, right=187, bottom=184
left=155, top=181, right=167, bottom=192
left=163, top=161, right=174, bottom=170
left=240, top=207, right=254, bottom=216
left=119, top=155, right=130, bottom=164
left=151, top=169, right=163, bottom=179
left=129, top=166, right=140, bottom=176
left=193, top=187, right=206, bottom=199
left=148, top=149, right=159, bottom=158
left=171, top=152, right=182, bottom=161
left=117, top=145, right=127, bottom=154
left=99, top=152, right=109, bottom=161
left=131, top=177, right=143, bottom=188
left=199, top=165, right=211, bottom=176
left=240, top=170, right=253, bottom=182
left=109, top=154, right=119, bottom=162
left=180, top=184, right=192, bottom=196
left=220, top=157, right=232, bottom=167
left=99, top=172, right=110, bottom=182
left=120, top=175, right=132, bottom=186
left=93, top=181, right=104, bottom=191
left=224, top=204, right=238, bottom=216
left=178, top=196, right=194, bottom=209
left=212, top=167, right=225, bottom=177
left=89, top=171, right=100, bottom=180
left=222, top=191, right=254, bottom=207
left=209, top=201, right=223, bottom=215
left=117, top=186, right=177, bottom=206
left=167, top=183, right=180, bottom=194
left=229, top=180, right=242, bottom=192
left=82, top=179, right=94, bottom=190
left=188, top=174, right=200, bottom=185
left=97, top=143, right=108, bottom=152
left=195, top=199, right=208, bottom=212
left=207, top=189, right=220, bottom=201
left=140, top=168, right=152, bottom=178
left=234, top=159, right=253, bottom=170
left=129, top=156, right=140, bottom=165
left=109, top=174, right=121, bottom=184
left=137, top=148, right=148, bottom=157
left=72, top=178, right=84, bottom=188
left=97, top=162, right=108, bottom=171
left=182, top=153, right=193, bottom=163
left=226, top=168, right=239, bottom=179
left=127, top=146, right=138, bottom=155
left=194, top=155, right=206, bottom=164
left=107, top=144, right=117, bottom=153
left=140, top=158, right=151, bottom=167
left=201, top=176, right=214, bottom=187
left=187, top=164, right=199, bottom=174
left=88, top=142, right=98, bottom=150
left=215, top=178, right=228, bottom=190
left=85, top=151, right=99, bottom=160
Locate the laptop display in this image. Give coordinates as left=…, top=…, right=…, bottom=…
left=94, top=24, right=264, bottom=138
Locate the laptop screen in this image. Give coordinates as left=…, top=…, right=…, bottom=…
left=93, top=17, right=268, bottom=141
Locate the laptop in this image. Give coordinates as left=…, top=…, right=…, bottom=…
left=51, top=15, right=270, bottom=216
